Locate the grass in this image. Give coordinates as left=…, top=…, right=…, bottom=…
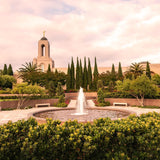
left=132, top=105, right=160, bottom=109
left=0, top=99, right=18, bottom=101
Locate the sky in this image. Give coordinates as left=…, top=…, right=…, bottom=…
left=1, top=0, right=160, bottom=71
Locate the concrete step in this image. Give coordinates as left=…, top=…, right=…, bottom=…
left=87, top=100, right=95, bottom=107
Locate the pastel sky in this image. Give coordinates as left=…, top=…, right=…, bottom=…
left=1, top=0, right=160, bottom=71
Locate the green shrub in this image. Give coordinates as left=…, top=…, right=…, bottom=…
left=58, top=95, right=65, bottom=103
left=96, top=101, right=110, bottom=107
left=105, top=101, right=110, bottom=106
left=97, top=88, right=105, bottom=103
left=0, top=113, right=160, bottom=159
left=56, top=102, right=67, bottom=107
left=24, top=105, right=32, bottom=109
left=98, top=103, right=106, bottom=106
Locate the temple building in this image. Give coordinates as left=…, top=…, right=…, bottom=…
left=33, top=31, right=54, bottom=72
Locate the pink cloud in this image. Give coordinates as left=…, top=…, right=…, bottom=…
left=0, top=0, right=160, bottom=71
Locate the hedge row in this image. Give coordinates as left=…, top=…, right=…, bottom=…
left=104, top=91, right=160, bottom=99
left=0, top=112, right=160, bottom=160
left=0, top=95, right=59, bottom=100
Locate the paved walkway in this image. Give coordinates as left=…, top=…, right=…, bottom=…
left=0, top=100, right=160, bottom=125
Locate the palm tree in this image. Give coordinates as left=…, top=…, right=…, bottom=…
left=18, top=62, right=38, bottom=73
left=129, top=62, right=144, bottom=78
left=18, top=62, right=40, bottom=84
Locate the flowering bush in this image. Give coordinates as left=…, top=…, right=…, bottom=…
left=0, top=112, right=160, bottom=159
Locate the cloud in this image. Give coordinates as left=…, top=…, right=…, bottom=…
left=0, top=0, right=160, bottom=71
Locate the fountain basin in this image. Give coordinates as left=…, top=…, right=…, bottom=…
left=33, top=107, right=133, bottom=122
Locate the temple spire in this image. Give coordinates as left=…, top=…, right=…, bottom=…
left=43, top=30, right=46, bottom=37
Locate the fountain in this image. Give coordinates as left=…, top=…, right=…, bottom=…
left=72, top=87, right=88, bottom=115
left=34, top=87, right=133, bottom=122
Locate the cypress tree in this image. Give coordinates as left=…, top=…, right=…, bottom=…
left=66, top=64, right=71, bottom=91
left=7, top=64, right=13, bottom=75
left=111, top=64, right=116, bottom=82
left=47, top=64, right=51, bottom=73
left=146, top=61, right=151, bottom=79
left=76, top=57, right=80, bottom=89
left=79, top=59, right=83, bottom=87
left=83, top=57, right=88, bottom=90
left=93, top=57, right=99, bottom=90
left=111, top=64, right=115, bottom=75
left=118, top=62, right=123, bottom=80
left=3, top=64, right=7, bottom=75
left=88, top=57, right=92, bottom=90
left=55, top=69, right=58, bottom=75
left=70, top=57, right=75, bottom=89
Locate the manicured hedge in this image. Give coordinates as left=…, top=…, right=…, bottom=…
left=0, top=95, right=59, bottom=100
left=0, top=112, right=160, bottom=159
left=104, top=91, right=160, bottom=99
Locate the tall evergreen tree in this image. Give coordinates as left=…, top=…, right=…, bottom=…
left=76, top=57, right=80, bottom=89
left=3, top=64, right=7, bottom=75
left=66, top=64, right=71, bottom=90
left=93, top=57, right=99, bottom=90
left=55, top=69, right=58, bottom=75
left=79, top=59, right=83, bottom=87
left=111, top=64, right=116, bottom=82
left=118, top=62, right=123, bottom=80
left=83, top=57, right=88, bottom=90
left=146, top=61, right=151, bottom=79
left=70, top=57, right=75, bottom=89
left=88, top=57, right=92, bottom=90
left=47, top=64, right=51, bottom=73
left=111, top=64, right=115, bottom=75
left=7, top=64, right=13, bottom=75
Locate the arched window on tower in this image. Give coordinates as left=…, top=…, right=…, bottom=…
left=41, top=44, right=45, bottom=56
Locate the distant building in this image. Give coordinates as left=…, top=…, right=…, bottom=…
left=33, top=32, right=54, bottom=72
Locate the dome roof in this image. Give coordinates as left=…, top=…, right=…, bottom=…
left=41, top=37, right=48, bottom=40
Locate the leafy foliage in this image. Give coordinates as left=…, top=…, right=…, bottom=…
left=93, top=57, right=99, bottom=90
left=83, top=57, right=88, bottom=90
left=70, top=57, right=75, bottom=89
left=18, top=62, right=66, bottom=88
left=56, top=82, right=64, bottom=96
left=11, top=83, right=45, bottom=109
left=88, top=58, right=92, bottom=90
left=146, top=61, right=151, bottom=79
left=7, top=64, right=13, bottom=75
left=129, top=62, right=144, bottom=78
left=66, top=64, right=71, bottom=91
left=152, top=74, right=160, bottom=85
left=0, top=75, right=16, bottom=89
left=47, top=64, right=51, bottom=73
left=117, top=75, right=158, bottom=106
left=76, top=57, right=80, bottom=89
left=47, top=81, right=56, bottom=97
left=1, top=113, right=160, bottom=159
left=97, top=79, right=103, bottom=90
left=3, top=64, right=7, bottom=75
left=117, top=62, right=123, bottom=80
left=97, top=88, right=105, bottom=103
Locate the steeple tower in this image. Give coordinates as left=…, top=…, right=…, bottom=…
left=33, top=32, right=54, bottom=72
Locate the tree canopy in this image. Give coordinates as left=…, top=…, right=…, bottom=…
left=129, top=62, right=144, bottom=78
left=0, top=75, right=16, bottom=89
left=11, top=83, right=45, bottom=109
left=116, top=75, right=158, bottom=106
